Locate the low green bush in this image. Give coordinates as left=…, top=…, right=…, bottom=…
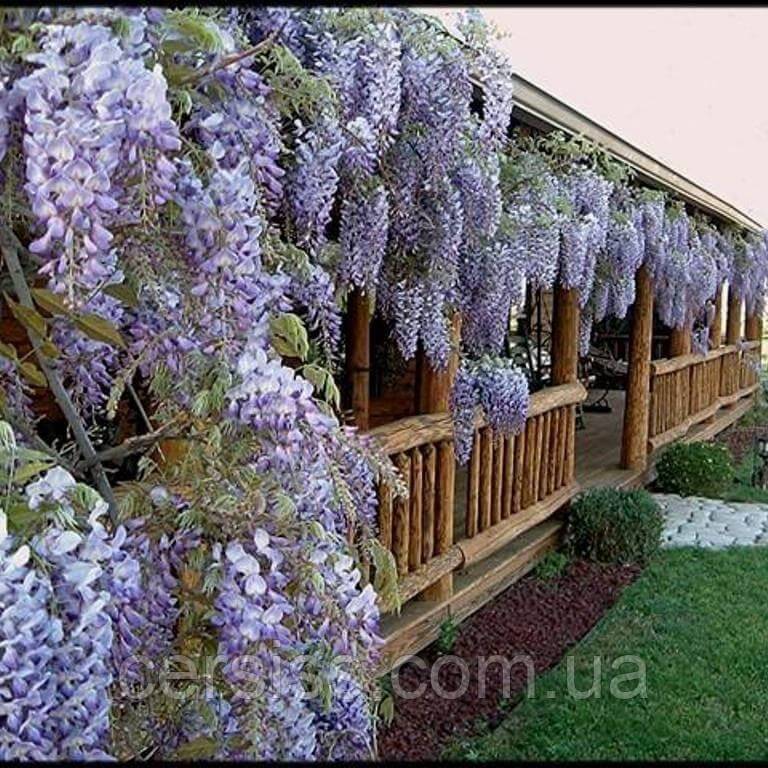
left=655, top=441, right=733, bottom=498
left=564, top=486, right=664, bottom=565
left=533, top=550, right=570, bottom=581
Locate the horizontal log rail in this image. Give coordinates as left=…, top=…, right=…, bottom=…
left=368, top=412, right=453, bottom=456
left=368, top=381, right=586, bottom=455
left=457, top=482, right=578, bottom=566
left=394, top=481, right=578, bottom=606
left=650, top=344, right=736, bottom=376
left=648, top=344, right=759, bottom=453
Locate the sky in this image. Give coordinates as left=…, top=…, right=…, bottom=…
left=418, top=6, right=768, bottom=228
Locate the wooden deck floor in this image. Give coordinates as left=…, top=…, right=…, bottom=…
left=574, top=389, right=640, bottom=489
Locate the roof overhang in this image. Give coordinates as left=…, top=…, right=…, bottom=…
left=511, top=74, right=763, bottom=233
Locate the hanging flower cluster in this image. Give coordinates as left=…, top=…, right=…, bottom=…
left=450, top=356, right=529, bottom=464
left=0, top=425, right=140, bottom=761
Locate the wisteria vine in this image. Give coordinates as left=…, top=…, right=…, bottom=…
left=0, top=6, right=766, bottom=763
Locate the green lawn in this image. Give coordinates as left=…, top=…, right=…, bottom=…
left=445, top=547, right=768, bottom=761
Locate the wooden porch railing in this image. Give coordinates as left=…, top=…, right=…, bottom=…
left=369, top=381, right=586, bottom=609
left=648, top=343, right=759, bottom=452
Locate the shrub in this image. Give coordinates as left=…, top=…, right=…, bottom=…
left=436, top=616, right=459, bottom=655
left=533, top=551, right=570, bottom=581
left=565, top=486, right=664, bottom=565
left=655, top=441, right=734, bottom=498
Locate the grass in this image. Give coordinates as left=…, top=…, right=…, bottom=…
left=445, top=547, right=768, bottom=761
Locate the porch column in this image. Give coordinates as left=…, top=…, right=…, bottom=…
left=550, top=286, right=580, bottom=492
left=746, top=310, right=762, bottom=378
left=745, top=312, right=760, bottom=343
left=346, top=289, right=370, bottom=430
left=668, top=322, right=692, bottom=356
left=726, top=285, right=743, bottom=345
left=709, top=284, right=723, bottom=349
left=550, top=286, right=580, bottom=385
left=417, top=312, right=461, bottom=603
left=621, top=266, right=653, bottom=470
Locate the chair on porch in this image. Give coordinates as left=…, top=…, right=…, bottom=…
left=580, top=343, right=629, bottom=415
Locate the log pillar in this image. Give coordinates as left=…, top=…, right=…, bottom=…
left=550, top=286, right=580, bottom=490
left=709, top=285, right=723, bottom=349
left=726, top=285, right=743, bottom=345
left=745, top=312, right=760, bottom=342
left=417, top=314, right=462, bottom=413
left=746, top=310, right=762, bottom=378
left=668, top=324, right=692, bottom=357
left=417, top=312, right=461, bottom=603
left=346, top=289, right=370, bottom=430
left=621, top=266, right=653, bottom=470
left=550, top=286, right=580, bottom=385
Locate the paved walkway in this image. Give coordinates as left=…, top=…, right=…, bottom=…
left=653, top=493, right=768, bottom=549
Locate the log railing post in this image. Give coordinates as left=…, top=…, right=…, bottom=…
left=550, top=286, right=580, bottom=488
left=346, top=289, right=370, bottom=430
left=668, top=324, right=692, bottom=357
left=621, top=266, right=653, bottom=470
left=709, top=284, right=723, bottom=349
left=745, top=312, right=760, bottom=344
left=726, top=285, right=743, bottom=345
left=417, top=312, right=461, bottom=603
left=745, top=310, right=762, bottom=390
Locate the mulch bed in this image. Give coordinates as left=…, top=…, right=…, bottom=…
left=377, top=558, right=641, bottom=761
left=717, top=424, right=768, bottom=464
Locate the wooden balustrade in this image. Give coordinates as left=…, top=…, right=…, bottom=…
left=463, top=390, right=579, bottom=538
left=648, top=344, right=758, bottom=452
left=369, top=381, right=586, bottom=610
left=371, top=413, right=454, bottom=578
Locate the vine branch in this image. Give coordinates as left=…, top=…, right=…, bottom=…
left=0, top=223, right=119, bottom=520
left=83, top=415, right=189, bottom=468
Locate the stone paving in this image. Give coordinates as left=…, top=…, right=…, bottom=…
left=653, top=493, right=768, bottom=549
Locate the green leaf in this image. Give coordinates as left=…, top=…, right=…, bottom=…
left=0, top=341, right=18, bottom=362
left=103, top=282, right=140, bottom=308
left=38, top=338, right=60, bottom=359
left=269, top=313, right=309, bottom=361
left=378, top=693, right=395, bottom=726
left=13, top=459, right=54, bottom=485
left=173, top=737, right=217, bottom=761
left=302, top=363, right=340, bottom=410
left=6, top=501, right=37, bottom=533
left=15, top=447, right=55, bottom=463
left=18, top=361, right=47, bottom=388
left=74, top=313, right=127, bottom=349
left=369, top=538, right=401, bottom=614
left=5, top=295, right=47, bottom=337
left=30, top=288, right=71, bottom=317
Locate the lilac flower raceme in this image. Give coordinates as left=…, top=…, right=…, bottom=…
left=451, top=356, right=529, bottom=464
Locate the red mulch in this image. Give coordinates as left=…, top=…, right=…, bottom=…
left=717, top=424, right=768, bottom=464
left=378, top=558, right=641, bottom=761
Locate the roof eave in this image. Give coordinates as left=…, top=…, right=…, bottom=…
left=511, top=74, right=763, bottom=233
